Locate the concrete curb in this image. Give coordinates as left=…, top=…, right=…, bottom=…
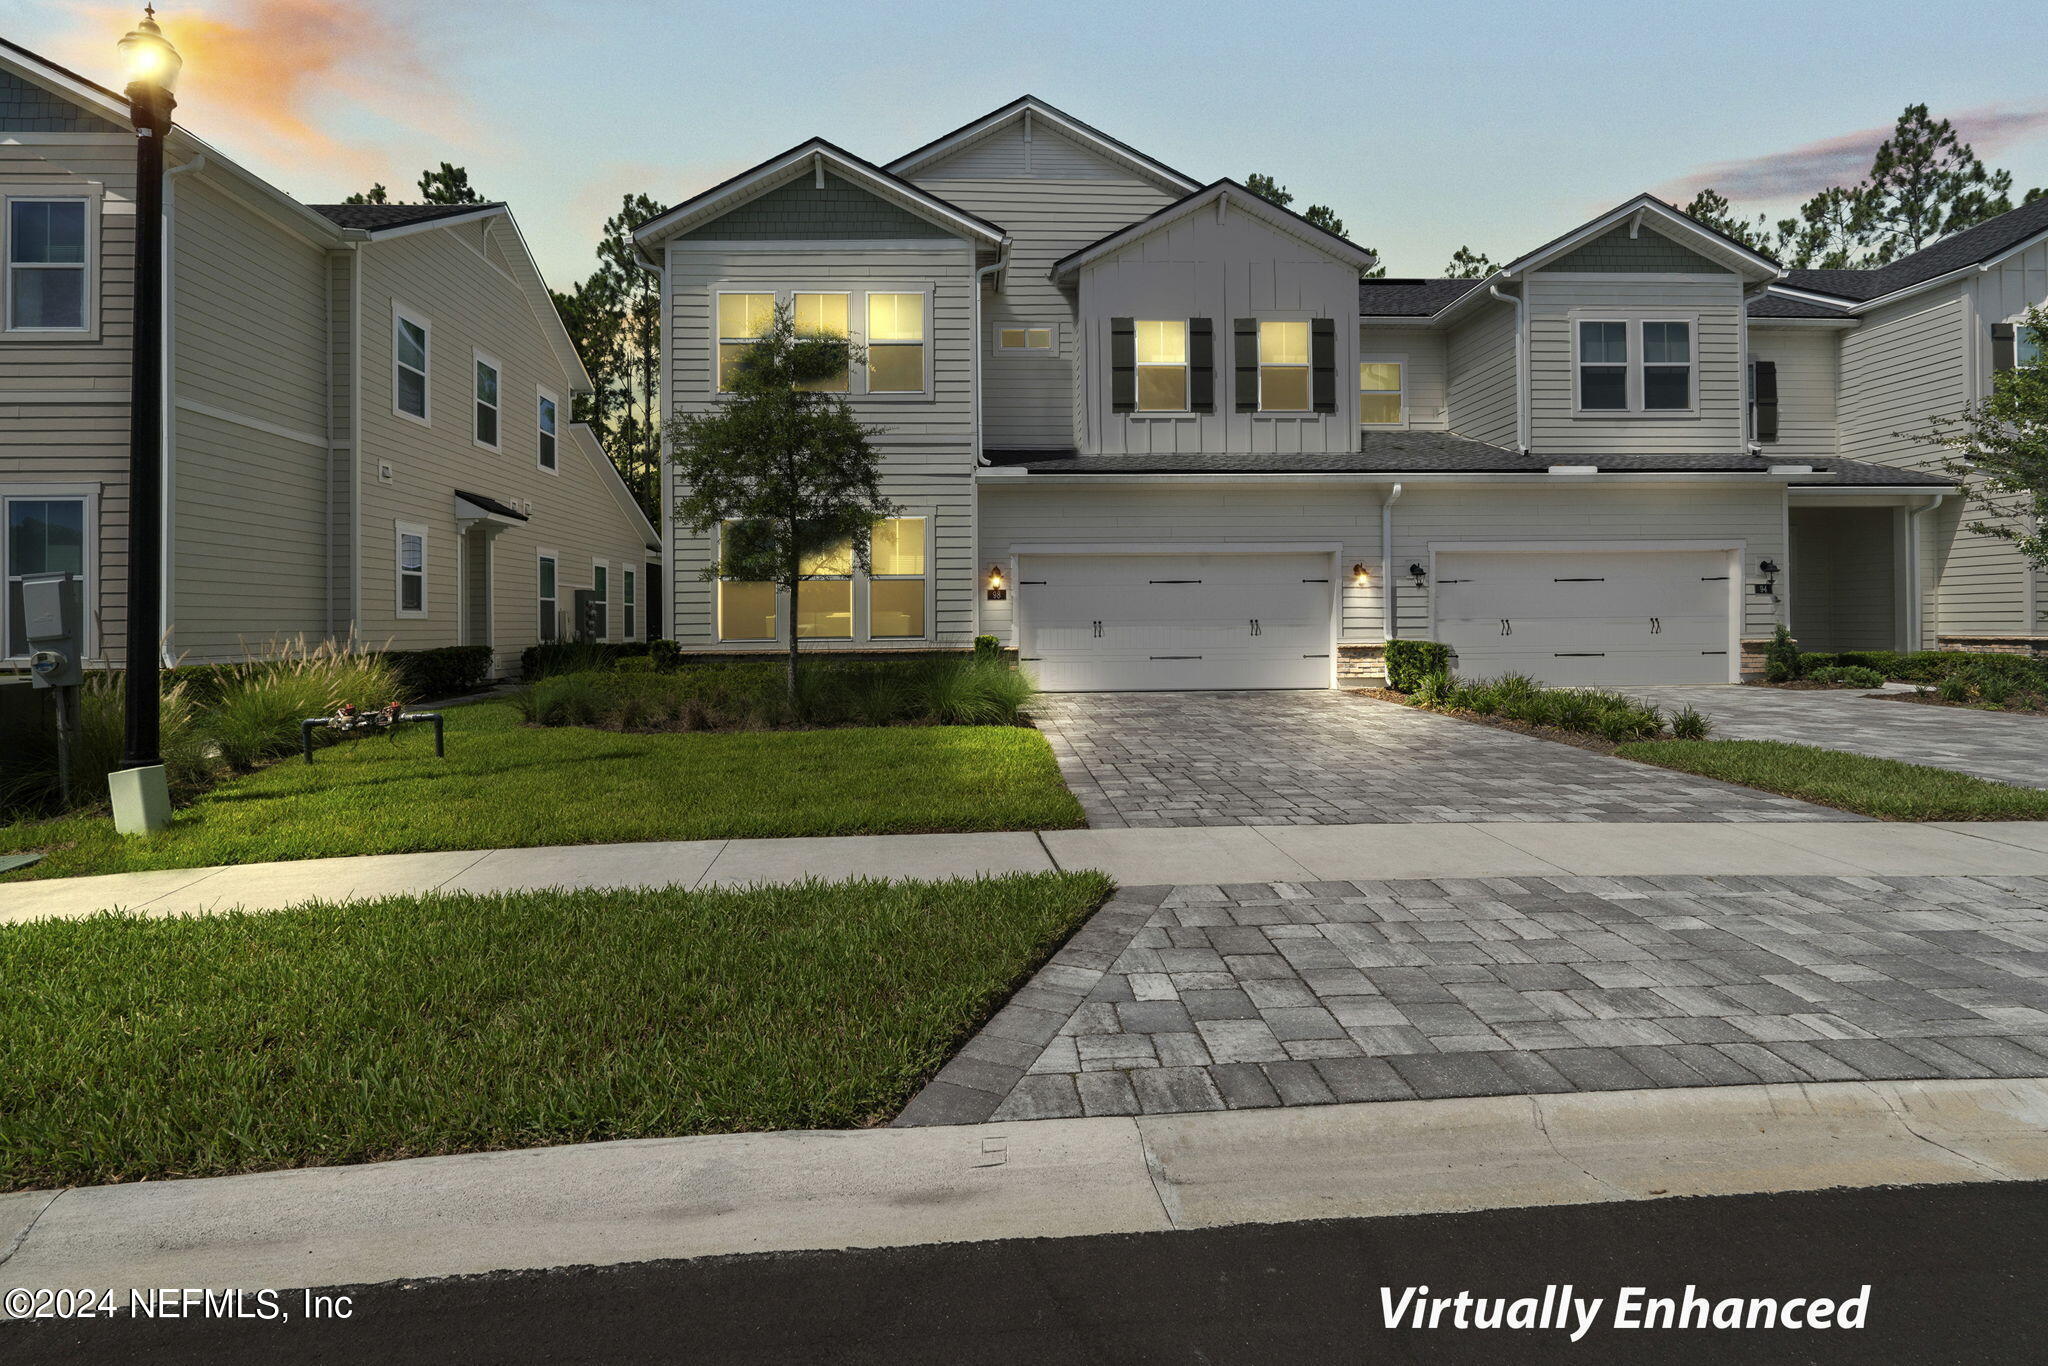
left=4, top=1078, right=2044, bottom=1303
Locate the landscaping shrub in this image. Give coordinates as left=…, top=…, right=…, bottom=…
left=518, top=639, right=658, bottom=681
left=1832, top=650, right=1905, bottom=678
left=1669, top=705, right=1711, bottom=740
left=1937, top=674, right=1972, bottom=703
left=1763, top=625, right=1802, bottom=683
left=974, top=634, right=1002, bottom=663
left=1805, top=665, right=1886, bottom=689
left=206, top=639, right=404, bottom=771
left=518, top=659, right=1035, bottom=732
left=649, top=638, right=683, bottom=671
left=1385, top=640, right=1453, bottom=693
left=1412, top=669, right=1454, bottom=707
left=380, top=645, right=493, bottom=699
left=0, top=673, right=211, bottom=815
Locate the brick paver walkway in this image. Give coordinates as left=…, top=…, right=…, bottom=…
left=1030, top=691, right=1852, bottom=827
left=1625, top=684, right=2048, bottom=790
left=896, top=876, right=2048, bottom=1126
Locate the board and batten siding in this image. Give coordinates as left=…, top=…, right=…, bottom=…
left=1525, top=272, right=1746, bottom=455
left=1077, top=202, right=1362, bottom=456
left=662, top=238, right=980, bottom=649
left=1746, top=325, right=1839, bottom=463
left=355, top=220, right=649, bottom=665
left=1357, top=325, right=1448, bottom=430
left=0, top=134, right=136, bottom=664
left=1444, top=301, right=1517, bottom=447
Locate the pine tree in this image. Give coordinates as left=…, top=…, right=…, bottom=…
left=342, top=183, right=389, bottom=206
left=1681, top=189, right=1770, bottom=251
left=1858, top=104, right=2012, bottom=262
left=1247, top=172, right=1380, bottom=274
left=1442, top=246, right=1499, bottom=279
left=1771, top=186, right=1873, bottom=269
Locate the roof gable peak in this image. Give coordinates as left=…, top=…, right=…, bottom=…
left=886, top=96, right=1201, bottom=193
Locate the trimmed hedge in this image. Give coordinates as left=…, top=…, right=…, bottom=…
left=383, top=645, right=494, bottom=700
left=519, top=640, right=658, bottom=681
left=1801, top=648, right=2048, bottom=690
left=1384, top=640, right=1452, bottom=693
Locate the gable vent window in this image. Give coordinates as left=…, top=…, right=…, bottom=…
left=999, top=327, right=1052, bottom=351
left=865, top=292, right=926, bottom=393
left=1258, top=320, right=1310, bottom=411
left=1135, top=320, right=1188, bottom=411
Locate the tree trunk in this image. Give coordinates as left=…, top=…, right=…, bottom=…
left=786, top=576, right=801, bottom=707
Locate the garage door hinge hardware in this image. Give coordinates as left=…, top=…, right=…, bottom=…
left=1439, top=578, right=1471, bottom=584
left=1151, top=655, right=1201, bottom=660
left=1555, top=652, right=1606, bottom=657
left=1703, top=650, right=1727, bottom=656
left=1303, top=653, right=1329, bottom=658
left=1553, top=577, right=1606, bottom=582
left=1021, top=579, right=1046, bottom=585
left=1149, top=579, right=1202, bottom=584
left=1700, top=575, right=1730, bottom=581
left=1302, top=578, right=1328, bottom=583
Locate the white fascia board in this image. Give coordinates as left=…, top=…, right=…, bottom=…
left=885, top=98, right=1201, bottom=194
left=1498, top=195, right=1783, bottom=282
left=975, top=470, right=1839, bottom=487
left=356, top=205, right=506, bottom=242
left=1749, top=316, right=1858, bottom=329
left=1052, top=183, right=1375, bottom=281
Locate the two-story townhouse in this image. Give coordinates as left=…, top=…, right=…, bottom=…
left=649, top=97, right=2045, bottom=692
left=0, top=38, right=656, bottom=679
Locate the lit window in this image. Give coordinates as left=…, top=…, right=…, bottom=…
left=1135, top=320, right=1188, bottom=411
left=396, top=524, right=427, bottom=617
left=797, top=537, right=853, bottom=639
left=395, top=311, right=429, bottom=420
left=1578, top=320, right=1628, bottom=410
left=4, top=496, right=87, bottom=657
left=473, top=355, right=500, bottom=448
left=868, top=516, right=926, bottom=639
left=1359, top=359, right=1404, bottom=426
left=999, top=327, right=1052, bottom=351
left=6, top=199, right=88, bottom=331
left=538, top=553, right=558, bottom=640
left=717, top=292, right=774, bottom=391
left=793, top=292, right=850, bottom=392
left=717, top=521, right=776, bottom=641
left=866, top=293, right=926, bottom=392
left=1258, top=320, right=1309, bottom=411
left=537, top=390, right=558, bottom=470
left=1642, top=321, right=1692, bottom=410
left=592, top=563, right=609, bottom=640
left=623, top=569, right=637, bottom=639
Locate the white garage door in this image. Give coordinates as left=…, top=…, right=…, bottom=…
left=1434, top=548, right=1736, bottom=686
left=1018, top=552, right=1333, bottom=691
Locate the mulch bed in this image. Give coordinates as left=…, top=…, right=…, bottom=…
left=1866, top=691, right=2048, bottom=717
left=1351, top=687, right=1624, bottom=755
left=1743, top=680, right=1876, bottom=692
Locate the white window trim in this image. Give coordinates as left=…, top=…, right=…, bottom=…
left=1257, top=317, right=1313, bottom=413
left=536, top=384, right=559, bottom=473
left=623, top=568, right=638, bottom=639
left=392, top=304, right=431, bottom=425
left=1, top=485, right=98, bottom=662
left=713, top=288, right=775, bottom=396
left=997, top=325, right=1054, bottom=353
left=865, top=514, right=932, bottom=642
left=1358, top=352, right=1407, bottom=428
left=395, top=521, right=429, bottom=619
left=2006, top=311, right=2044, bottom=369
left=1134, top=319, right=1190, bottom=414
left=860, top=287, right=934, bottom=399
left=1570, top=312, right=1698, bottom=418
left=472, top=348, right=503, bottom=452
left=1, top=189, right=99, bottom=339
left=537, top=548, right=559, bottom=641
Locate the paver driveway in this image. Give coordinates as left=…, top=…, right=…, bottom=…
left=895, top=875, right=2048, bottom=1126
left=1029, top=691, right=1852, bottom=827
left=1625, top=684, right=2048, bottom=790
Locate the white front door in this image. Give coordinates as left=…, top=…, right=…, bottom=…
left=1019, top=552, right=1334, bottom=691
left=1434, top=548, right=1736, bottom=685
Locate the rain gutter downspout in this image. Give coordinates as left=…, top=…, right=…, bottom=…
left=1381, top=482, right=1403, bottom=641
left=1489, top=279, right=1530, bottom=454
left=1908, top=491, right=1949, bottom=649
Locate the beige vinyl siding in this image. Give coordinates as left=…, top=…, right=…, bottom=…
left=978, top=483, right=1383, bottom=642
left=0, top=135, right=136, bottom=664
left=1746, top=326, right=1838, bottom=462
left=327, top=247, right=357, bottom=629
left=1971, top=242, right=2048, bottom=634
left=168, top=173, right=333, bottom=660
left=1525, top=273, right=1746, bottom=454
left=356, top=220, right=650, bottom=666
left=1444, top=301, right=1517, bottom=447
left=908, top=118, right=1141, bottom=182
left=663, top=241, right=979, bottom=649
left=1356, top=326, right=1447, bottom=430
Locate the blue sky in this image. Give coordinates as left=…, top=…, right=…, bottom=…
left=23, top=0, right=2048, bottom=288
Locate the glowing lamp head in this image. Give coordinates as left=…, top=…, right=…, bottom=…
left=119, top=7, right=183, bottom=93
left=1352, top=563, right=1369, bottom=586
left=987, top=565, right=1005, bottom=590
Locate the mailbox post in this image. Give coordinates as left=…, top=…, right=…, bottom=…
left=22, top=572, right=85, bottom=810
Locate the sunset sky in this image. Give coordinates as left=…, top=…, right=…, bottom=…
left=16, top=0, right=2048, bottom=290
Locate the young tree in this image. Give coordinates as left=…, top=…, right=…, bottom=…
left=550, top=195, right=666, bottom=517
left=1920, top=305, right=2048, bottom=571
left=1858, top=104, right=2012, bottom=262
left=1681, top=188, right=1770, bottom=251
left=417, top=162, right=486, bottom=205
left=668, top=304, right=897, bottom=700
left=1442, top=245, right=1499, bottom=278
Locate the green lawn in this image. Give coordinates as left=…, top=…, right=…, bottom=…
left=0, top=702, right=1084, bottom=881
left=0, top=872, right=1112, bottom=1190
left=1616, top=739, right=2048, bottom=820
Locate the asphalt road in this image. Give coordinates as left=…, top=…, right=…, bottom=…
left=8, top=1181, right=2041, bottom=1364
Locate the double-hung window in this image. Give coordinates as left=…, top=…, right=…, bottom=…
left=4, top=494, right=88, bottom=658
left=1641, top=322, right=1692, bottom=410
left=537, top=388, right=558, bottom=471
left=793, top=292, right=850, bottom=392
left=623, top=570, right=637, bottom=639
left=473, top=352, right=501, bottom=449
left=717, top=520, right=778, bottom=642
left=394, top=309, right=430, bottom=421
left=868, top=517, right=926, bottom=638
left=1577, top=318, right=1693, bottom=413
left=6, top=198, right=89, bottom=332
left=797, top=538, right=853, bottom=639
left=537, top=552, right=558, bottom=640
left=866, top=292, right=926, bottom=393
left=1134, top=321, right=1188, bottom=411
left=717, top=292, right=774, bottom=391
left=1258, top=320, right=1310, bottom=411
left=1358, top=358, right=1404, bottom=426
left=1577, top=321, right=1629, bottom=410
left=395, top=523, right=427, bottom=617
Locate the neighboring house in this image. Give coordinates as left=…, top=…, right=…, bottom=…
left=642, top=96, right=2042, bottom=691
left=0, top=39, right=657, bottom=677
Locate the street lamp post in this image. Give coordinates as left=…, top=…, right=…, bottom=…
left=110, top=6, right=181, bottom=835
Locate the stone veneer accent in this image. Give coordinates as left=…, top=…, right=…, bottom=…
left=1336, top=643, right=1386, bottom=685
left=1936, top=636, right=2048, bottom=658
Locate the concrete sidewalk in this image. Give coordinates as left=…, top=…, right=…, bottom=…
left=9, top=820, right=2048, bottom=922
left=3, top=1078, right=2045, bottom=1302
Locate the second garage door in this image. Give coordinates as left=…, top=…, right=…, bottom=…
left=1434, top=547, right=1737, bottom=686
left=1018, top=551, right=1334, bottom=691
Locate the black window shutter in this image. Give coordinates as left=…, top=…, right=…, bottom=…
left=1233, top=318, right=1258, bottom=411
left=1310, top=318, right=1337, bottom=412
left=1109, top=317, right=1136, bottom=412
left=1992, top=322, right=2016, bottom=375
left=1752, top=360, right=1779, bottom=443
left=1188, top=318, right=1214, bottom=411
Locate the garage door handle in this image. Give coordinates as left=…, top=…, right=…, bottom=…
left=1500, top=619, right=1512, bottom=636
left=1249, top=619, right=1261, bottom=636
left=1092, top=620, right=1102, bottom=638
left=1650, top=617, right=1662, bottom=634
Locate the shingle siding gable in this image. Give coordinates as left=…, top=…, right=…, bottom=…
left=0, top=69, right=116, bottom=132
left=679, top=171, right=957, bottom=241
left=1546, top=225, right=1724, bottom=274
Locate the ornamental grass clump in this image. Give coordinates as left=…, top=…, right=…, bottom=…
left=206, top=637, right=405, bottom=771
left=0, top=674, right=212, bottom=814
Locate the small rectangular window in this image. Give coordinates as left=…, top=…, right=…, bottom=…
left=623, top=570, right=637, bottom=639
left=474, top=354, right=501, bottom=448
left=1642, top=321, right=1692, bottom=410
left=538, top=553, right=558, bottom=640
left=394, top=311, right=429, bottom=420
left=396, top=524, right=427, bottom=617
left=1134, top=320, right=1188, bottom=411
left=999, top=327, right=1052, bottom=351
left=866, top=292, right=926, bottom=393
left=868, top=516, right=927, bottom=638
left=7, top=199, right=89, bottom=331
left=4, top=495, right=88, bottom=657
left=1258, top=320, right=1310, bottom=411
left=537, top=390, right=558, bottom=470
left=1359, top=359, right=1404, bottom=426
left=717, top=292, right=775, bottom=391
left=1578, top=320, right=1628, bottom=410
left=793, top=292, right=850, bottom=392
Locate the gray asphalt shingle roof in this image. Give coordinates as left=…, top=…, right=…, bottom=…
left=1358, top=278, right=1489, bottom=317
left=308, top=202, right=504, bottom=231
left=1782, top=195, right=2048, bottom=303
